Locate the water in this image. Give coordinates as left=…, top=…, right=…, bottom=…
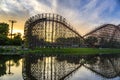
left=0, top=54, right=120, bottom=80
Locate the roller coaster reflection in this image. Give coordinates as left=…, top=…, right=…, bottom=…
left=22, top=54, right=120, bottom=80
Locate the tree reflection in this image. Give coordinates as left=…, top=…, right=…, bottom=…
left=0, top=55, right=21, bottom=77
left=0, top=58, right=6, bottom=76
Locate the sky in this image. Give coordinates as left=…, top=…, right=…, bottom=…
left=0, top=0, right=120, bottom=36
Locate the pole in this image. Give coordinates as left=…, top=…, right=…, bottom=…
left=9, top=20, right=17, bottom=39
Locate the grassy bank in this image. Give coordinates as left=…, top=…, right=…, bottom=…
left=19, top=48, right=120, bottom=55
left=0, top=47, right=120, bottom=55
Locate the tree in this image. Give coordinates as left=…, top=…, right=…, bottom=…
left=99, top=38, right=120, bottom=48
left=99, top=37, right=108, bottom=48
left=0, top=23, right=9, bottom=45
left=12, top=33, right=22, bottom=45
left=85, top=36, right=98, bottom=47
left=0, top=34, right=9, bottom=45
left=56, top=38, right=66, bottom=44
left=0, top=23, right=9, bottom=36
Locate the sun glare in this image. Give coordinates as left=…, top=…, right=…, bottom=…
left=9, top=29, right=24, bottom=37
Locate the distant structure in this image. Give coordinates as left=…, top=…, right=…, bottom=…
left=9, top=20, right=17, bottom=39
left=84, top=24, right=120, bottom=48
left=24, top=13, right=84, bottom=48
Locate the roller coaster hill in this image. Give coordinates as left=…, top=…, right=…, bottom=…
left=24, top=13, right=120, bottom=48
left=24, top=13, right=84, bottom=48
left=84, top=24, right=120, bottom=48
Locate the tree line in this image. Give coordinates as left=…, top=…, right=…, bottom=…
left=85, top=36, right=120, bottom=48
left=0, top=23, right=23, bottom=46
left=1, top=22, right=119, bottom=48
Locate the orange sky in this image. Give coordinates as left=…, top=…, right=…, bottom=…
left=0, top=13, right=93, bottom=37
left=0, top=13, right=91, bottom=37
left=0, top=14, right=29, bottom=36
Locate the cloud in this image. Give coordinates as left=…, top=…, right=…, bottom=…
left=0, top=0, right=120, bottom=35
left=0, top=0, right=30, bottom=20
left=16, top=0, right=57, bottom=16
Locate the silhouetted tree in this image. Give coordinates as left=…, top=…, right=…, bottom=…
left=99, top=38, right=120, bottom=48
left=0, top=34, right=9, bottom=45
left=12, top=33, right=22, bottom=45
left=0, top=23, right=9, bottom=36
left=85, top=36, right=98, bottom=47
left=0, top=23, right=9, bottom=45
left=99, top=37, right=107, bottom=48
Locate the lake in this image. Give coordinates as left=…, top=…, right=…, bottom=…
left=0, top=54, right=120, bottom=80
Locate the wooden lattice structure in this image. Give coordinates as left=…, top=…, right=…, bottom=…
left=84, top=24, right=120, bottom=48
left=24, top=13, right=84, bottom=48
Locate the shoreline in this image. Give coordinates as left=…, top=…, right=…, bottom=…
left=0, top=48, right=120, bottom=55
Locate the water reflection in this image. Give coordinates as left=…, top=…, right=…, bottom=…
left=83, top=54, right=120, bottom=79
left=0, top=54, right=120, bottom=80
left=22, top=54, right=120, bottom=80
left=0, top=55, right=23, bottom=80
left=22, top=54, right=81, bottom=80
left=0, top=55, right=21, bottom=77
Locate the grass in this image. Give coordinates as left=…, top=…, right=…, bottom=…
left=0, top=48, right=11, bottom=53
left=19, top=48, right=120, bottom=55
left=0, top=47, right=120, bottom=55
